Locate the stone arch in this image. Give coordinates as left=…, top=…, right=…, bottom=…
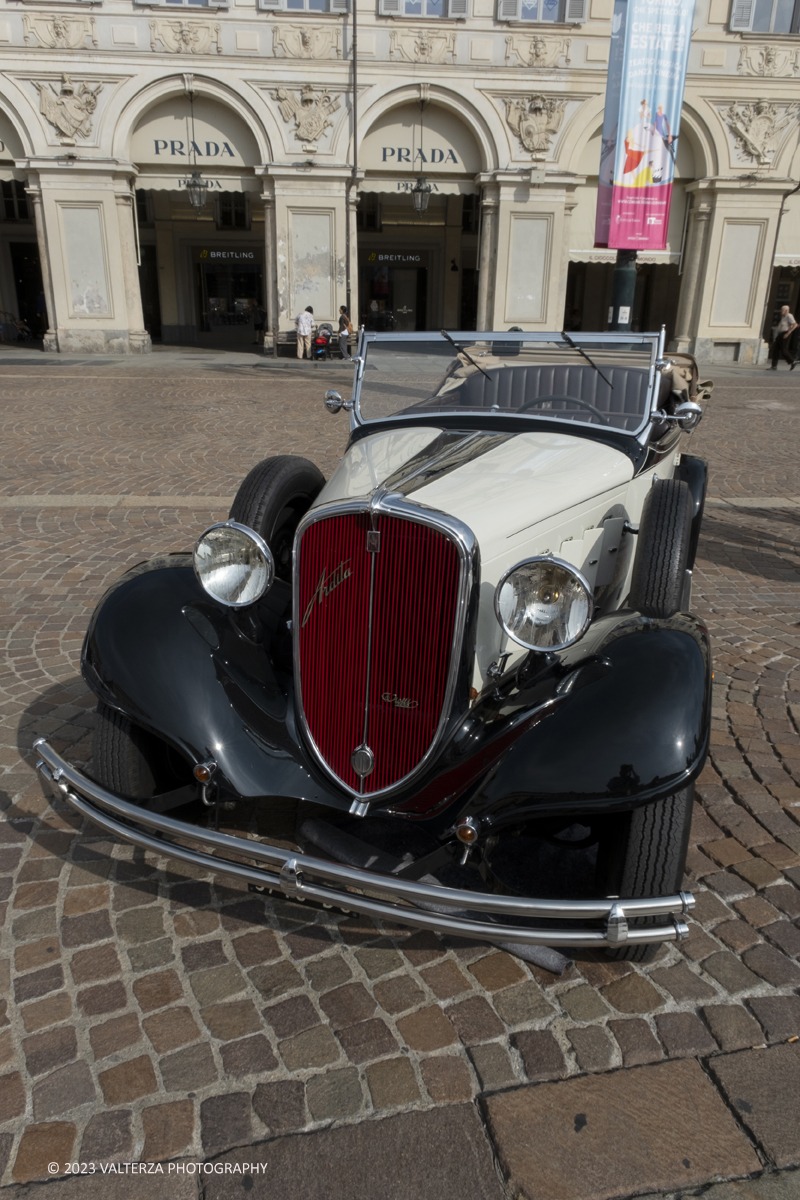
left=0, top=92, right=35, bottom=160
left=111, top=75, right=272, bottom=165
left=348, top=84, right=500, bottom=175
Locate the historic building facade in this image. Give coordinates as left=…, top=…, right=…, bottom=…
left=0, top=0, right=797, bottom=360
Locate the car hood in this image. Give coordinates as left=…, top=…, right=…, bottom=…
left=315, top=426, right=634, bottom=548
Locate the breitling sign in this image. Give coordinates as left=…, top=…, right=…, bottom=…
left=361, top=103, right=481, bottom=175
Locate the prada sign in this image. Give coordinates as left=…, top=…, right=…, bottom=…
left=361, top=102, right=481, bottom=175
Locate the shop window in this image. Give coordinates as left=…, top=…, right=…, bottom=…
left=462, top=193, right=479, bottom=233
left=497, top=0, right=585, bottom=19
left=378, top=0, right=467, bottom=15
left=356, top=194, right=382, bottom=231
left=258, top=0, right=349, bottom=11
left=135, top=189, right=154, bottom=228
left=730, top=0, right=800, bottom=30
left=217, top=192, right=249, bottom=230
left=1, top=181, right=30, bottom=223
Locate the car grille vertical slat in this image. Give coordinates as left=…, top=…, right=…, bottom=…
left=297, top=510, right=462, bottom=798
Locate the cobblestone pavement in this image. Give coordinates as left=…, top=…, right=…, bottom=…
left=0, top=352, right=799, bottom=1199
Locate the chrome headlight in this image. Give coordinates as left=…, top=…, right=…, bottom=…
left=494, top=557, right=593, bottom=652
left=193, top=521, right=274, bottom=609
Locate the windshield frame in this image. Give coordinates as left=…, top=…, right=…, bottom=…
left=349, top=329, right=665, bottom=446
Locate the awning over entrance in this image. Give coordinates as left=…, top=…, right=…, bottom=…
left=359, top=178, right=478, bottom=197
left=0, top=165, right=26, bottom=183
left=135, top=173, right=261, bottom=194
left=568, top=249, right=680, bottom=264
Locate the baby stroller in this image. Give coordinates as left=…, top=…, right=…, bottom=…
left=313, top=323, right=334, bottom=360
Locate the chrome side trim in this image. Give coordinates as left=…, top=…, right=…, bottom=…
left=34, top=740, right=694, bottom=950
left=291, top=493, right=478, bottom=806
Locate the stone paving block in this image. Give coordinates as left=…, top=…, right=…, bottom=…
left=710, top=1044, right=800, bottom=1169
left=560, top=984, right=611, bottom=1021
left=23, top=1026, right=77, bottom=1076
left=734, top=894, right=782, bottom=927
left=33, top=1060, right=96, bottom=1119
left=354, top=943, right=404, bottom=981
left=99, top=1054, right=158, bottom=1105
left=306, top=1067, right=364, bottom=1120
left=764, top=884, right=800, bottom=919
left=115, top=906, right=165, bottom=945
left=0, top=1071, right=26, bottom=1122
left=160, top=1042, right=218, bottom=1091
left=201, top=998, right=262, bottom=1041
left=715, top=919, right=764, bottom=953
left=133, top=968, right=183, bottom=1013
left=15, top=935, right=61, bottom=973
left=60, top=910, right=113, bottom=948
left=748, top=995, right=800, bottom=1043
left=568, top=1026, right=616, bottom=1072
left=89, top=1013, right=142, bottom=1060
left=263, top=994, right=318, bottom=1039
left=400, top=931, right=445, bottom=967
left=764, top=920, right=800, bottom=957
left=14, top=962, right=64, bottom=1004
left=143, top=1006, right=200, bottom=1053
left=305, top=955, right=353, bottom=992
left=469, top=1042, right=517, bottom=1090
left=734, top=858, right=784, bottom=889
left=11, top=906, right=57, bottom=941
left=252, top=1080, right=307, bottom=1135
left=182, top=939, right=227, bottom=972
left=692, top=890, right=732, bottom=925
left=702, top=838, right=753, bottom=867
left=421, top=1056, right=473, bottom=1102
left=397, top=1006, right=457, bottom=1052
left=601, top=974, right=664, bottom=1014
left=743, top=944, right=800, bottom=986
left=513, top=1030, right=567, bottom=1082
left=173, top=910, right=219, bottom=938
left=189, top=963, right=247, bottom=1007
left=420, top=961, right=472, bottom=1000
left=141, top=1099, right=195, bottom=1162
left=69, top=943, right=121, bottom=985
left=702, top=950, right=762, bottom=994
left=650, top=962, right=719, bottom=1003
left=201, top=1092, right=252, bottom=1155
left=373, top=975, right=425, bottom=1015
left=365, top=1056, right=420, bottom=1109
left=608, top=1019, right=663, bottom=1066
left=13, top=1122, right=77, bottom=1183
left=207, top=1105, right=504, bottom=1200
left=221, top=1033, right=278, bottom=1078
left=654, top=1012, right=718, bottom=1058
left=337, top=1018, right=397, bottom=1064
left=319, top=981, right=376, bottom=1029
left=483, top=1058, right=760, bottom=1200
left=706, top=871, right=755, bottom=902
left=77, top=980, right=127, bottom=1016
left=445, top=996, right=505, bottom=1045
left=468, top=952, right=526, bottom=992
left=702, top=1004, right=765, bottom=1052
left=283, top=927, right=333, bottom=960
left=231, top=929, right=280, bottom=968
left=79, top=1110, right=133, bottom=1163
left=279, top=1025, right=340, bottom=1071
left=20, top=993, right=72, bottom=1034
left=680, top=926, right=721, bottom=962
left=493, top=981, right=555, bottom=1027
left=249, top=960, right=303, bottom=1001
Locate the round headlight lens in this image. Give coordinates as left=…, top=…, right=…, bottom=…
left=495, top=557, right=593, bottom=652
left=193, top=522, right=274, bottom=608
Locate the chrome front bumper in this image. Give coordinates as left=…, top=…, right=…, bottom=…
left=34, top=739, right=694, bottom=950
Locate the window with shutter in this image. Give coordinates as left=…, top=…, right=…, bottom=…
left=330, top=0, right=350, bottom=11
left=257, top=0, right=282, bottom=10
left=379, top=0, right=403, bottom=12
left=565, top=0, right=586, bottom=19
left=448, top=0, right=469, bottom=14
left=497, top=0, right=522, bottom=17
left=729, top=0, right=754, bottom=26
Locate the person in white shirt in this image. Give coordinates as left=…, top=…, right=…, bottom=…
left=770, top=304, right=798, bottom=370
left=295, top=306, right=315, bottom=359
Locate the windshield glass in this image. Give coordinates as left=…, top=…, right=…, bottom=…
left=355, top=332, right=659, bottom=436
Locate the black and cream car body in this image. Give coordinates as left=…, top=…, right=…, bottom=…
left=36, top=330, right=713, bottom=966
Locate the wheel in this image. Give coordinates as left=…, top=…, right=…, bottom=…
left=228, top=456, right=325, bottom=582
left=92, top=702, right=185, bottom=801
left=628, top=478, right=692, bottom=617
left=599, top=784, right=694, bottom=963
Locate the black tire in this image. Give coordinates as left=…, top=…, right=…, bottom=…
left=600, top=784, right=694, bottom=963
left=229, top=456, right=325, bottom=582
left=628, top=478, right=692, bottom=617
left=92, top=702, right=184, bottom=801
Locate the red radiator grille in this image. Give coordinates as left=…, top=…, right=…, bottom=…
left=297, top=511, right=461, bottom=796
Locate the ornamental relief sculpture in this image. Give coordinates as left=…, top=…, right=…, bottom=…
left=505, top=34, right=571, bottom=69
left=23, top=14, right=97, bottom=50
left=389, top=29, right=457, bottom=64
left=504, top=93, right=567, bottom=159
left=719, top=99, right=799, bottom=166
left=272, top=84, right=341, bottom=147
left=32, top=74, right=103, bottom=145
left=737, top=44, right=800, bottom=77
left=273, top=25, right=341, bottom=59
left=149, top=19, right=222, bottom=55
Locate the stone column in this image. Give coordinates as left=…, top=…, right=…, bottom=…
left=27, top=181, right=58, bottom=354
left=671, top=195, right=712, bottom=354
left=476, top=187, right=499, bottom=332
left=263, top=189, right=278, bottom=356
left=115, top=188, right=151, bottom=353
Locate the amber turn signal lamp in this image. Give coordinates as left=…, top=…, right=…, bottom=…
left=456, top=817, right=480, bottom=845
left=193, top=761, right=217, bottom=784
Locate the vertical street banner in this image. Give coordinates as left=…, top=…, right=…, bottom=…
left=595, top=0, right=696, bottom=250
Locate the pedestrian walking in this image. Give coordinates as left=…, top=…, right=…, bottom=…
left=769, top=304, right=798, bottom=370
left=252, top=300, right=266, bottom=347
left=338, top=305, right=353, bottom=360
left=295, top=306, right=315, bottom=359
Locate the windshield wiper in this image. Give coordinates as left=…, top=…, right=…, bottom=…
left=440, top=329, right=492, bottom=382
left=559, top=331, right=614, bottom=390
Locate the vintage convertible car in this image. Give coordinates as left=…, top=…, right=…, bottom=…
left=36, top=330, right=713, bottom=969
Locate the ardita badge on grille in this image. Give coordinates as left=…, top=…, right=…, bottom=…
left=351, top=744, right=375, bottom=778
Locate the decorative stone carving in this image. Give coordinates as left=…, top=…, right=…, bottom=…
left=504, top=93, right=567, bottom=159
left=737, top=44, right=800, bottom=77
left=272, top=25, right=341, bottom=59
left=33, top=74, right=103, bottom=145
left=23, top=14, right=97, bottom=50
left=720, top=99, right=799, bottom=166
left=389, top=29, right=457, bottom=64
left=272, top=84, right=341, bottom=146
left=149, top=19, right=222, bottom=55
left=505, top=34, right=571, bottom=68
